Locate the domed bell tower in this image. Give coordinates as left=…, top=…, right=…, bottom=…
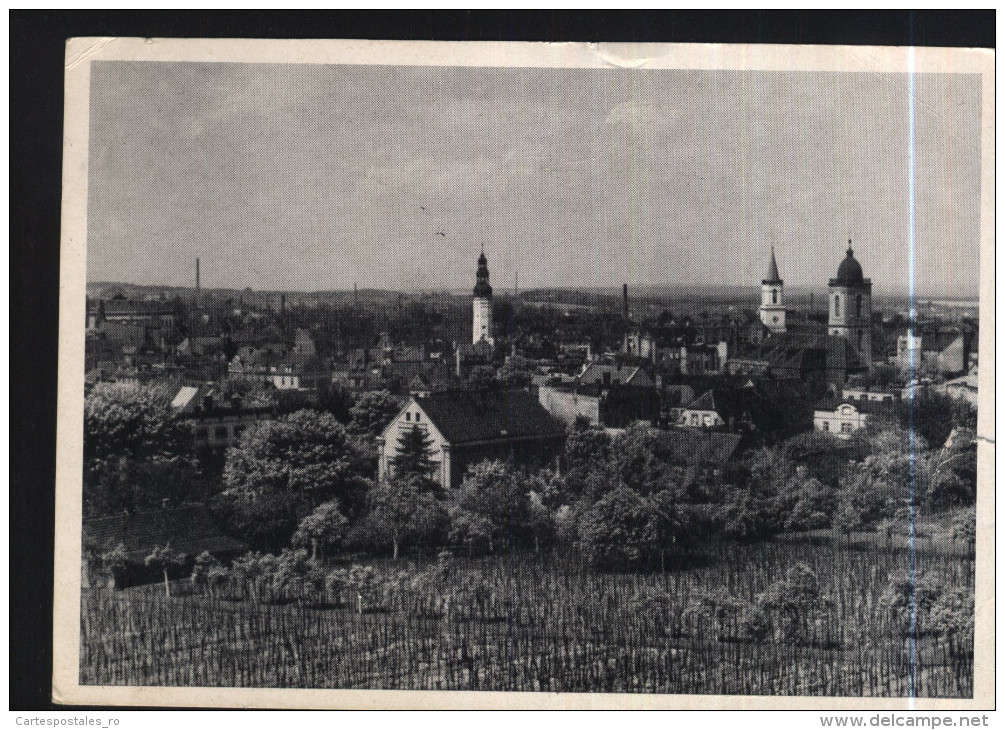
left=828, top=240, right=872, bottom=370
left=472, top=248, right=494, bottom=346
left=759, top=246, right=786, bottom=333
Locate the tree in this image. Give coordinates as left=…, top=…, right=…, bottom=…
left=391, top=426, right=437, bottom=481
left=99, top=543, right=129, bottom=590
left=317, top=382, right=356, bottom=424
left=348, top=390, right=402, bottom=438
left=783, top=467, right=835, bottom=532
left=190, top=551, right=229, bottom=598
left=365, top=474, right=448, bottom=559
left=343, top=565, right=383, bottom=614
left=448, top=460, right=534, bottom=554
left=463, top=365, right=499, bottom=391
left=889, top=390, right=977, bottom=451
left=83, top=384, right=202, bottom=516
left=495, top=356, right=534, bottom=387
left=577, top=487, right=666, bottom=570
left=561, top=427, right=615, bottom=503
left=715, top=448, right=795, bottom=543
left=951, top=506, right=976, bottom=554
left=782, top=430, right=854, bottom=491
left=84, top=383, right=191, bottom=464
left=879, top=571, right=944, bottom=638
left=833, top=439, right=924, bottom=537
left=144, top=544, right=188, bottom=598
left=755, top=563, right=832, bottom=645
left=291, top=500, right=349, bottom=561
left=216, top=410, right=370, bottom=550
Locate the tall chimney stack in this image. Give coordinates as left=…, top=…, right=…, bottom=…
left=623, top=283, right=629, bottom=320
left=195, top=258, right=201, bottom=306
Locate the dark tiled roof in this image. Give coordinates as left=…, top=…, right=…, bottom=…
left=82, top=504, right=246, bottom=562
left=579, top=362, right=652, bottom=387
left=736, top=331, right=865, bottom=374
left=416, top=389, right=565, bottom=445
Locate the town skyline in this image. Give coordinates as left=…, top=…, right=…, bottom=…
left=85, top=62, right=980, bottom=299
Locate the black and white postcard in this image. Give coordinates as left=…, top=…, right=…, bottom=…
left=53, top=39, right=994, bottom=709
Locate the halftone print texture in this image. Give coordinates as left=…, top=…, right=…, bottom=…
left=75, top=46, right=983, bottom=702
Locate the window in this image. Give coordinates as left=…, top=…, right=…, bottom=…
left=233, top=425, right=245, bottom=439
left=822, top=422, right=829, bottom=432
left=834, top=294, right=841, bottom=318
left=415, top=412, right=421, bottom=422
left=841, top=422, right=853, bottom=434
left=405, top=412, right=411, bottom=421
left=215, top=426, right=229, bottom=438
left=856, top=295, right=863, bottom=317
left=771, top=289, right=778, bottom=304
left=196, top=427, right=209, bottom=442
left=857, top=330, right=864, bottom=351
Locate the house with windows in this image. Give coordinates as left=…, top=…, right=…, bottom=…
left=171, top=385, right=274, bottom=452
left=678, top=390, right=726, bottom=429
left=813, top=400, right=873, bottom=439
left=377, top=389, right=565, bottom=490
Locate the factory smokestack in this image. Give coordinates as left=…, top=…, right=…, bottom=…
left=196, top=258, right=201, bottom=306
left=623, top=283, right=629, bottom=320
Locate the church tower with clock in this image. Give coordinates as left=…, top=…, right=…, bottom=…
left=472, top=247, right=494, bottom=347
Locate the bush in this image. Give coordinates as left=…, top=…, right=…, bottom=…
left=577, top=487, right=664, bottom=570
left=951, top=507, right=976, bottom=553
left=755, top=563, right=832, bottom=645
left=189, top=551, right=228, bottom=598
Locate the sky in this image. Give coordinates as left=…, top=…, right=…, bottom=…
left=85, top=61, right=981, bottom=298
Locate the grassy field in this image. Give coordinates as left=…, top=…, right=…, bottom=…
left=80, top=538, right=974, bottom=696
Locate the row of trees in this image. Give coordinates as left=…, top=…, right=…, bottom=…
left=210, top=402, right=975, bottom=571
left=84, top=379, right=977, bottom=570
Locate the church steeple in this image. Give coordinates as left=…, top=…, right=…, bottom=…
left=763, top=246, right=782, bottom=285
left=759, top=246, right=786, bottom=333
left=472, top=247, right=494, bottom=346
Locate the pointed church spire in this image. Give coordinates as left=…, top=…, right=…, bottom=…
left=763, top=246, right=782, bottom=284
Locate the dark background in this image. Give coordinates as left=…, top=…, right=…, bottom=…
left=10, top=10, right=995, bottom=711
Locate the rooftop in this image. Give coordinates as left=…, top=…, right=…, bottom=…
left=413, top=388, right=564, bottom=445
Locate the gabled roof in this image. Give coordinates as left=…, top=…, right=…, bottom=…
left=685, top=389, right=719, bottom=413
left=578, top=361, right=653, bottom=388
left=82, top=504, right=246, bottom=562
left=413, top=389, right=564, bottom=446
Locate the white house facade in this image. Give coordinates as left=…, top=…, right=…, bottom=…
left=814, top=402, right=869, bottom=439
